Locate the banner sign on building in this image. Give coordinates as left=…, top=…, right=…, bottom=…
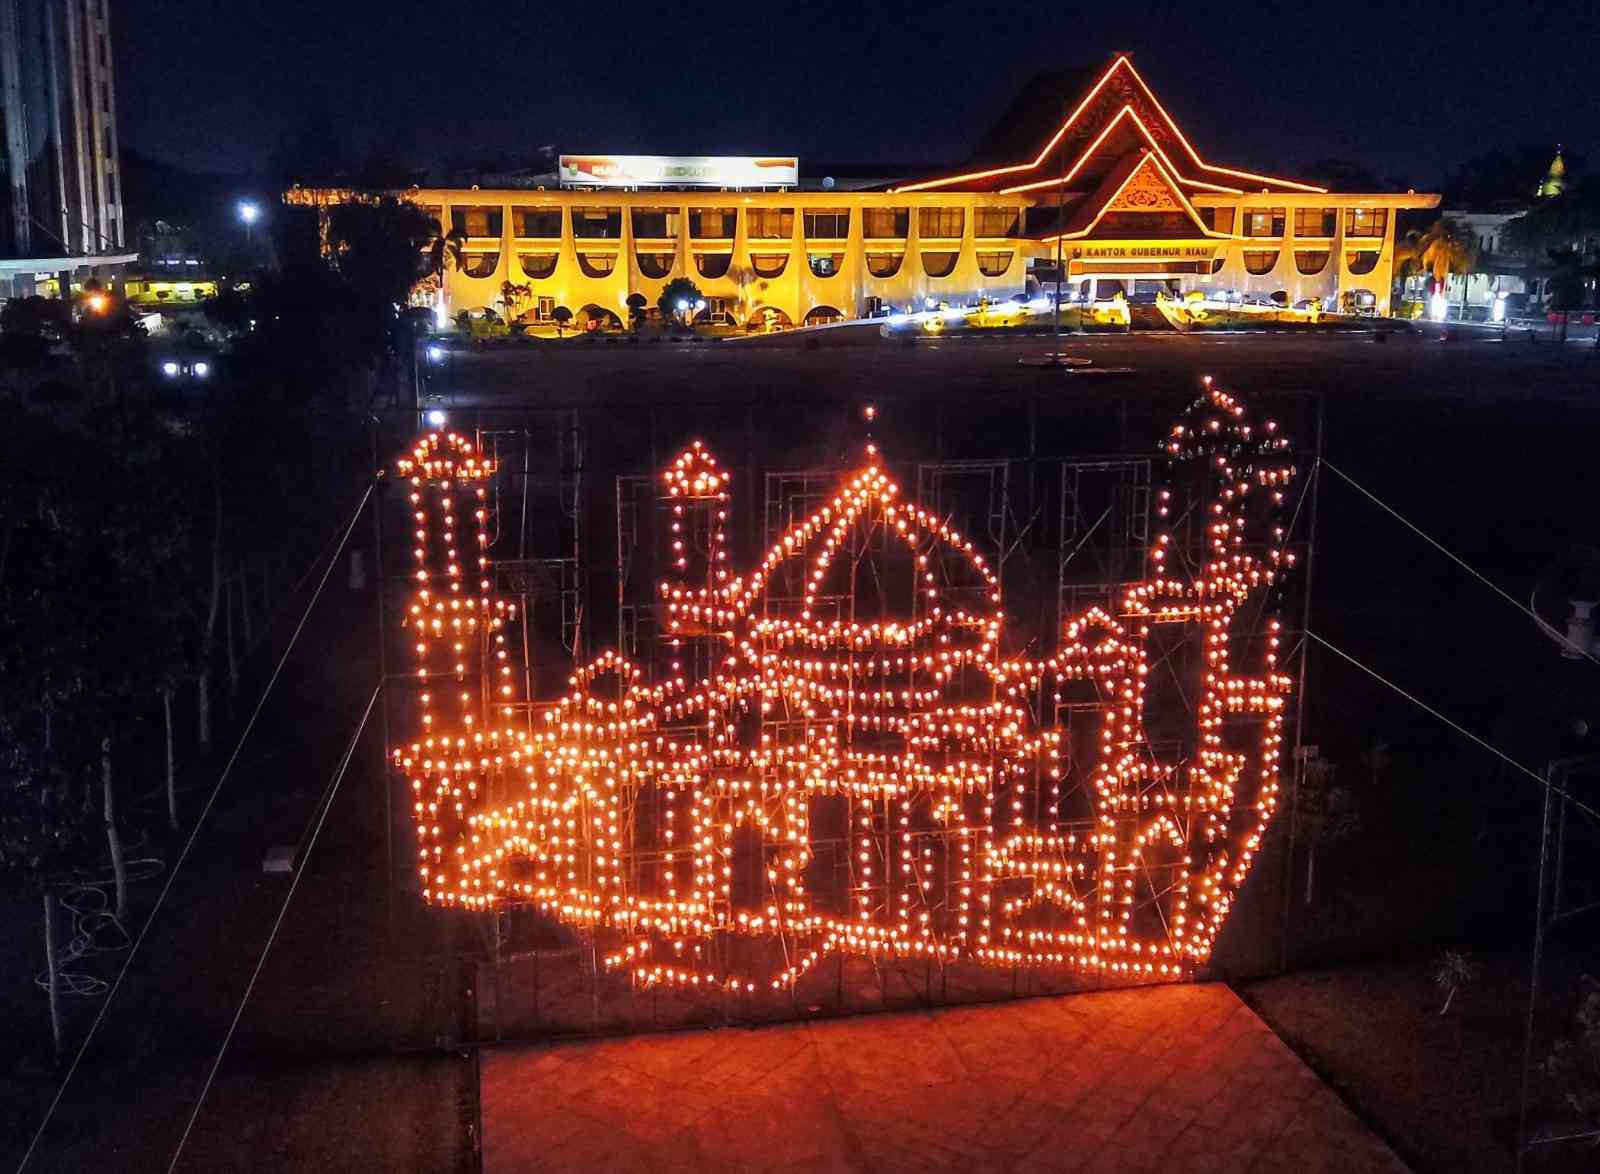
left=1069, top=244, right=1217, bottom=261
left=559, top=155, right=799, bottom=190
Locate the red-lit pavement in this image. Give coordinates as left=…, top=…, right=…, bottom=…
left=482, top=982, right=1407, bottom=1173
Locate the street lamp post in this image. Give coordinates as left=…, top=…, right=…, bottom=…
left=237, top=200, right=260, bottom=245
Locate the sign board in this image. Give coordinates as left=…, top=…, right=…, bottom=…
left=559, top=155, right=799, bottom=190
left=1069, top=244, right=1216, bottom=261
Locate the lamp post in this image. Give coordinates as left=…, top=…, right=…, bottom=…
left=237, top=200, right=260, bottom=245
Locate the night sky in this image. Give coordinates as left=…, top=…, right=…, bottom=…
left=117, top=0, right=1599, bottom=188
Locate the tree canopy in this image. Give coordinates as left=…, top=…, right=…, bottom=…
left=658, top=278, right=704, bottom=326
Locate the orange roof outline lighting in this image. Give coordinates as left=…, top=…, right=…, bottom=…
left=1032, top=152, right=1231, bottom=245
left=998, top=105, right=1243, bottom=197
left=394, top=387, right=1299, bottom=994
left=1118, top=56, right=1325, bottom=193
left=897, top=56, right=1325, bottom=196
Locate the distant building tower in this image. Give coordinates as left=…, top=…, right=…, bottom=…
left=1536, top=147, right=1566, bottom=199
left=0, top=0, right=133, bottom=298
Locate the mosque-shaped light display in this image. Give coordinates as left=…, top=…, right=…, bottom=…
left=393, top=384, right=1296, bottom=992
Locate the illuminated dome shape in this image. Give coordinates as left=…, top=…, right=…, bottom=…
left=394, top=387, right=1296, bottom=994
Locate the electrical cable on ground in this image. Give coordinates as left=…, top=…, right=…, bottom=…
left=33, top=859, right=164, bottom=997
left=14, top=483, right=374, bottom=1174
left=1320, top=458, right=1600, bottom=669
left=164, top=683, right=380, bottom=1174
left=1305, top=628, right=1600, bottom=822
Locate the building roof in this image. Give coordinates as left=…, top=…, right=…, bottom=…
left=896, top=56, right=1328, bottom=197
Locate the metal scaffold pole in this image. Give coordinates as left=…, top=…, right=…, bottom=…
left=1279, top=395, right=1323, bottom=974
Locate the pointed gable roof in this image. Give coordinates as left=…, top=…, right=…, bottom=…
left=898, top=56, right=1325, bottom=196
left=1048, top=150, right=1216, bottom=240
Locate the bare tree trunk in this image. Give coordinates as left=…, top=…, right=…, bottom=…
left=1440, top=986, right=1456, bottom=1016
left=199, top=482, right=223, bottom=747
left=44, top=891, right=63, bottom=1061
left=239, top=558, right=255, bottom=648
left=225, top=574, right=240, bottom=698
left=198, top=671, right=211, bottom=747
left=1304, top=846, right=1316, bottom=907
left=102, top=736, right=127, bottom=923
left=43, top=699, right=52, bottom=752
left=163, top=687, right=177, bottom=831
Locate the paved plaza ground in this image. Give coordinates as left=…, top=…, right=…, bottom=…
left=482, top=983, right=1407, bottom=1173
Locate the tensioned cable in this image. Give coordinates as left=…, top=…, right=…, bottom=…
left=15, top=482, right=374, bottom=1174
left=1320, top=458, right=1600, bottom=668
left=165, top=683, right=380, bottom=1174
left=1306, top=629, right=1600, bottom=822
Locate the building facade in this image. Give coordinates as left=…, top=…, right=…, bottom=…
left=0, top=0, right=133, bottom=298
left=290, top=56, right=1437, bottom=327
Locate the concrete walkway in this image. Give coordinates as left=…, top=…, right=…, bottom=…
left=482, top=982, right=1407, bottom=1173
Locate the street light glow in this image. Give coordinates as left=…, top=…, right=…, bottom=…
left=238, top=200, right=260, bottom=225
left=427, top=409, right=447, bottom=426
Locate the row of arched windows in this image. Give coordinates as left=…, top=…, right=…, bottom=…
left=452, top=250, right=1017, bottom=283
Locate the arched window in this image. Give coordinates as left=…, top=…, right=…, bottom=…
left=749, top=253, right=788, bottom=278
left=1243, top=250, right=1279, bottom=275
left=865, top=253, right=903, bottom=278
left=922, top=251, right=959, bottom=278
left=578, top=305, right=622, bottom=330
left=1294, top=250, right=1329, bottom=276
left=518, top=253, right=557, bottom=280
left=576, top=252, right=616, bottom=278
left=462, top=252, right=499, bottom=278
left=695, top=253, right=732, bottom=279
left=808, top=252, right=844, bottom=277
left=1345, top=251, right=1380, bottom=275
left=977, top=251, right=1013, bottom=277
left=636, top=252, right=673, bottom=279
left=744, top=306, right=792, bottom=333
left=804, top=306, right=844, bottom=325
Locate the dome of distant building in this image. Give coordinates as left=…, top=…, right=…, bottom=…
left=1536, top=148, right=1566, bottom=198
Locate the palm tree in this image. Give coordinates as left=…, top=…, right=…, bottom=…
left=1411, top=217, right=1480, bottom=321
left=423, top=218, right=467, bottom=320
left=1391, top=234, right=1423, bottom=315
left=499, top=280, right=531, bottom=328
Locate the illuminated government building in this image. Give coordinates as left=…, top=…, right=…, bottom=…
left=292, top=56, right=1437, bottom=328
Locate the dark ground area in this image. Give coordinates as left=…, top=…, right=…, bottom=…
left=5, top=329, right=1599, bottom=1171
left=1, top=529, right=475, bottom=1172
